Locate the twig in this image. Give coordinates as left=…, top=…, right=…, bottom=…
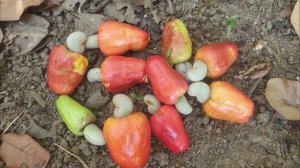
left=247, top=78, right=263, bottom=97
left=198, top=0, right=209, bottom=17
left=54, top=143, right=89, bottom=168
left=2, top=110, right=26, bottom=134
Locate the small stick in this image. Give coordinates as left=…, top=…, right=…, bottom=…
left=54, top=143, right=89, bottom=168
left=247, top=78, right=263, bottom=97
left=2, top=110, right=26, bottom=134
left=198, top=0, right=209, bottom=17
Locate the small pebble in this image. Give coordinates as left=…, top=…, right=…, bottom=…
left=266, top=21, right=273, bottom=30
left=288, top=55, right=294, bottom=62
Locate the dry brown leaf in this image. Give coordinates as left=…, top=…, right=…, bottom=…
left=0, top=0, right=44, bottom=21
left=6, top=14, right=49, bottom=56
left=0, top=28, right=3, bottom=44
left=265, top=78, right=300, bottom=120
left=280, top=5, right=293, bottom=18
left=112, top=0, right=142, bottom=24
left=30, top=0, right=64, bottom=12
left=291, top=0, right=300, bottom=38
left=52, top=0, right=87, bottom=15
left=74, top=13, right=106, bottom=36
left=0, top=133, right=50, bottom=168
left=235, top=63, right=269, bottom=79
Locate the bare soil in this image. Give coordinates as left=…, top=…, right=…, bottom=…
left=0, top=0, right=299, bottom=168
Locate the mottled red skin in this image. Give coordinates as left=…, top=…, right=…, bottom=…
left=101, top=56, right=147, bottom=93
left=145, top=55, right=188, bottom=105
left=203, top=81, right=254, bottom=124
left=162, top=19, right=192, bottom=64
left=98, top=21, right=150, bottom=56
left=195, top=41, right=238, bottom=78
left=150, top=105, right=190, bottom=153
left=47, top=45, right=88, bottom=95
left=103, top=112, right=151, bottom=168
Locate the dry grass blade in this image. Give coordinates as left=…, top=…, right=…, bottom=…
left=2, top=110, right=26, bottom=134
left=54, top=143, right=89, bottom=168
left=198, top=0, right=209, bottom=17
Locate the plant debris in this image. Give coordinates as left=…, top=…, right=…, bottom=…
left=0, top=133, right=50, bottom=168
left=104, top=0, right=159, bottom=24
left=30, top=91, right=46, bottom=108
left=27, top=119, right=52, bottom=139
left=0, top=28, right=3, bottom=44
left=54, top=143, right=89, bottom=168
left=225, top=15, right=239, bottom=39
left=265, top=78, right=300, bottom=120
left=235, top=63, right=269, bottom=80
left=74, top=13, right=106, bottom=36
left=30, top=0, right=63, bottom=12
left=0, top=0, right=44, bottom=21
left=280, top=5, right=293, bottom=18
left=291, top=0, right=300, bottom=38
left=5, top=14, right=49, bottom=56
left=52, top=0, right=87, bottom=15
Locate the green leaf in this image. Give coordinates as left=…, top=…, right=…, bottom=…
left=225, top=15, right=239, bottom=39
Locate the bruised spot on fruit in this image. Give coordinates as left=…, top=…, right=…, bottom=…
left=73, top=57, right=88, bottom=75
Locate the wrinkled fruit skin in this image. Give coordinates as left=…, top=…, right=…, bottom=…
left=101, top=56, right=147, bottom=93
left=150, top=105, right=190, bottom=153
left=103, top=112, right=151, bottom=168
left=203, top=81, right=254, bottom=124
left=47, top=45, right=88, bottom=95
left=145, top=55, right=188, bottom=105
left=195, top=41, right=238, bottom=78
left=162, top=19, right=192, bottom=64
left=56, top=95, right=96, bottom=136
left=98, top=21, right=150, bottom=56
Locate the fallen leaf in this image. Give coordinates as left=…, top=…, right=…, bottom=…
left=27, top=119, right=51, bottom=139
left=291, top=0, right=300, bottom=38
left=265, top=78, right=300, bottom=120
left=52, top=0, right=87, bottom=16
left=280, top=5, right=293, bottom=18
left=112, top=0, right=142, bottom=24
left=0, top=28, right=3, bottom=44
left=0, top=0, right=44, bottom=21
left=0, top=133, right=50, bottom=168
left=74, top=13, right=106, bottom=36
left=249, top=69, right=269, bottom=79
left=235, top=63, right=269, bottom=79
left=30, top=0, right=63, bottom=12
left=6, top=14, right=49, bottom=56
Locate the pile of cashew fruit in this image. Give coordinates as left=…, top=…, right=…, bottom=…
left=47, top=19, right=254, bottom=168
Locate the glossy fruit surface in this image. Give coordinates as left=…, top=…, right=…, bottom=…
left=56, top=95, right=96, bottom=136
left=203, top=81, right=254, bottom=123
left=101, top=56, right=147, bottom=93
left=150, top=105, right=190, bottom=153
left=195, top=41, right=238, bottom=78
left=145, top=55, right=188, bottom=105
left=162, top=19, right=192, bottom=64
left=103, top=112, right=151, bottom=168
left=47, top=45, right=88, bottom=95
left=98, top=21, right=150, bottom=56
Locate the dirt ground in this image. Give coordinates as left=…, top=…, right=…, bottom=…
left=0, top=0, right=300, bottom=167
